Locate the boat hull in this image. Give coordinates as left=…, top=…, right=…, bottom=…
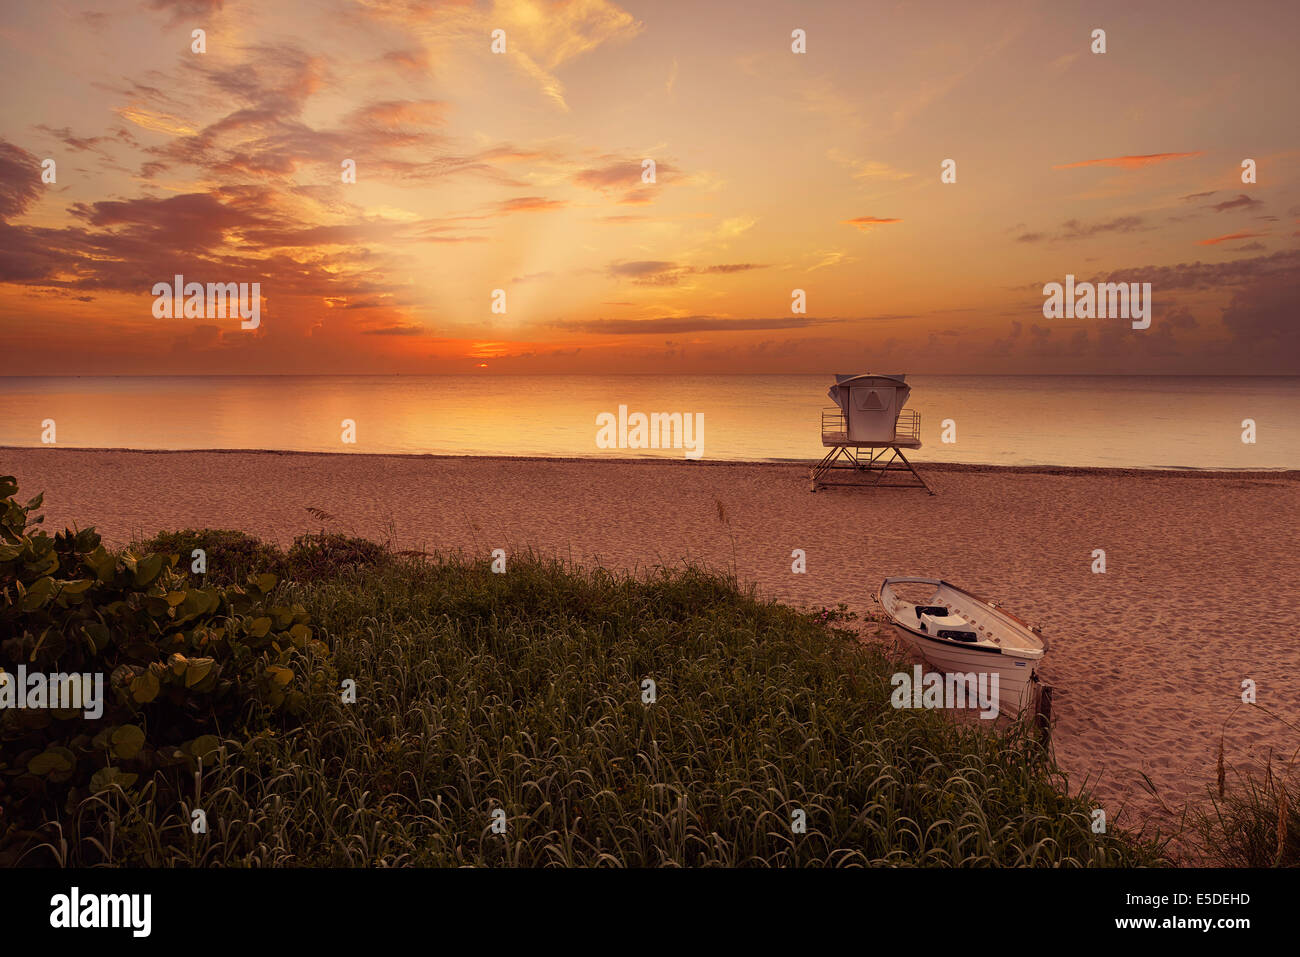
left=890, top=623, right=1040, bottom=715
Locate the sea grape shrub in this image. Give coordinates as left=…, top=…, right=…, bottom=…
left=286, top=532, right=390, bottom=579
left=138, top=528, right=286, bottom=585
left=0, top=476, right=335, bottom=860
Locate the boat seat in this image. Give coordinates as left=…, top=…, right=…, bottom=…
left=919, top=611, right=979, bottom=642
left=915, top=605, right=948, bottom=620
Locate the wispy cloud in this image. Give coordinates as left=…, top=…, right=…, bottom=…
left=116, top=106, right=196, bottom=136
left=827, top=150, right=914, bottom=184
left=606, top=260, right=767, bottom=286
left=556, top=315, right=848, bottom=334
left=1017, top=216, right=1149, bottom=243
left=1208, top=194, right=1262, bottom=212
left=842, top=216, right=901, bottom=232
left=362, top=0, right=642, bottom=111
left=1052, top=152, right=1204, bottom=170
left=496, top=196, right=568, bottom=214
left=1198, top=230, right=1268, bottom=246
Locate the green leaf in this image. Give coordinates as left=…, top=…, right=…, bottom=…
left=83, top=545, right=116, bottom=582
left=186, top=735, right=221, bottom=762
left=184, top=657, right=215, bottom=688
left=21, top=576, right=55, bottom=611
left=255, top=572, right=278, bottom=594
left=133, top=553, right=165, bottom=587
left=112, top=724, right=147, bottom=760
left=90, top=767, right=139, bottom=794
left=27, top=747, right=76, bottom=777
left=129, top=670, right=160, bottom=704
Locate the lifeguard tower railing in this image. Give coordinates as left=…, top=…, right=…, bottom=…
left=820, top=407, right=921, bottom=447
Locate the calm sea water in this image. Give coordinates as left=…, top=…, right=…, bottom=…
left=0, top=375, right=1296, bottom=469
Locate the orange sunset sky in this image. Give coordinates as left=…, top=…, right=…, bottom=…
left=0, top=0, right=1297, bottom=375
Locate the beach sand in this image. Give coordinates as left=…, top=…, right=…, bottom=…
left=6, top=447, right=1299, bottom=849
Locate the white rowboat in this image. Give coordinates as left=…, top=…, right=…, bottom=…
left=876, top=577, right=1047, bottom=714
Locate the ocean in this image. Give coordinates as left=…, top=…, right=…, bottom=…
left=1, top=374, right=1296, bottom=469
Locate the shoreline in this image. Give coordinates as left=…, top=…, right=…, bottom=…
left=4, top=446, right=1296, bottom=480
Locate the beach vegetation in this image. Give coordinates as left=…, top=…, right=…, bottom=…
left=0, top=476, right=1166, bottom=867
left=1190, top=710, right=1299, bottom=866
left=0, top=477, right=334, bottom=864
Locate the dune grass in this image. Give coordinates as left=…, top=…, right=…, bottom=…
left=20, top=538, right=1167, bottom=867
left=1186, top=705, right=1299, bottom=867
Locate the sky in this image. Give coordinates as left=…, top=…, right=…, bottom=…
left=0, top=0, right=1297, bottom=375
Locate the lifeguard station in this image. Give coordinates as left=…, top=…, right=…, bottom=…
left=810, top=373, right=934, bottom=494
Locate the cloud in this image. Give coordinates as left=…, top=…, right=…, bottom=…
left=696, top=263, right=765, bottom=274
left=122, top=41, right=526, bottom=187
left=350, top=100, right=448, bottom=131
left=0, top=141, right=424, bottom=322
left=1198, top=230, right=1268, bottom=246
left=573, top=157, right=679, bottom=203
left=808, top=249, right=853, bottom=270
left=827, top=150, right=913, bottom=183
left=147, top=0, right=225, bottom=24
left=573, top=161, right=642, bottom=190
left=558, top=312, right=915, bottom=334
left=606, top=260, right=767, bottom=286
left=33, top=125, right=116, bottom=155
left=361, top=323, right=425, bottom=336
left=1220, top=269, right=1300, bottom=354
left=556, top=315, right=849, bottom=334
left=1061, top=216, right=1147, bottom=238
left=1207, top=193, right=1262, bottom=212
left=1098, top=249, right=1298, bottom=292
left=0, top=142, right=43, bottom=219
left=1017, top=216, right=1148, bottom=243
left=496, top=196, right=567, bottom=214
left=116, top=106, right=197, bottom=136
left=842, top=216, right=901, bottom=232
left=608, top=260, right=676, bottom=278
left=118, top=45, right=545, bottom=191
left=362, top=0, right=642, bottom=111
left=1052, top=152, right=1203, bottom=170
left=382, top=48, right=429, bottom=73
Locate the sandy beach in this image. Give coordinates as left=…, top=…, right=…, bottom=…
left=5, top=447, right=1298, bottom=845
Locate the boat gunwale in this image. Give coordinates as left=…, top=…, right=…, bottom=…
left=888, top=618, right=1005, bottom=656
left=877, top=576, right=1048, bottom=657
